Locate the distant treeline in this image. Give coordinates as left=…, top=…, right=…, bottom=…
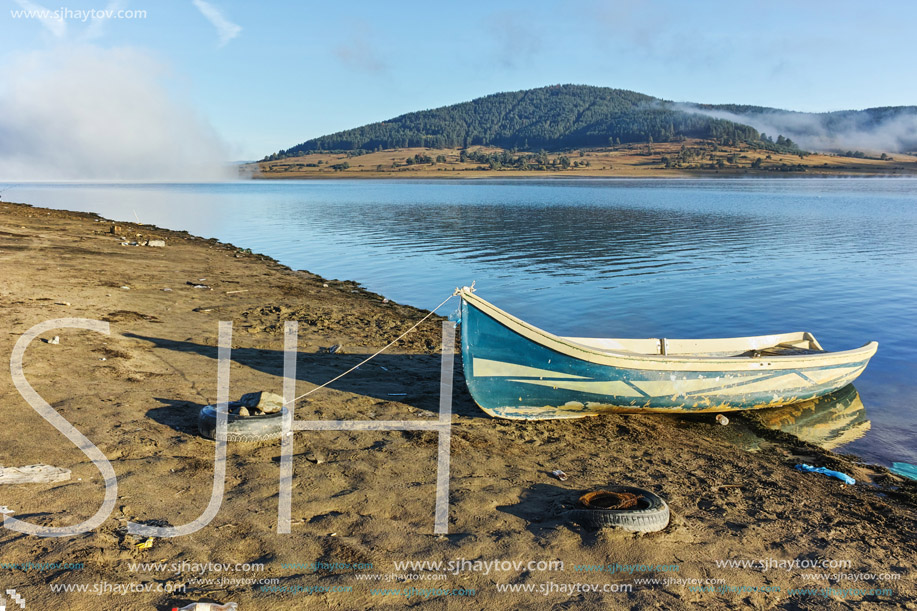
left=265, top=85, right=805, bottom=160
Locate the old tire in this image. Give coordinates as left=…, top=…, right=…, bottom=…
left=567, top=485, right=670, bottom=532
left=197, top=403, right=286, bottom=442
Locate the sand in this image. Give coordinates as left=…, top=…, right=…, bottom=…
left=0, top=200, right=914, bottom=610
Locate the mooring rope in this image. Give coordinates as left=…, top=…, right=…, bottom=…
left=283, top=290, right=461, bottom=407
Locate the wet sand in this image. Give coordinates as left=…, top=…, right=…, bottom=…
left=0, top=201, right=914, bottom=610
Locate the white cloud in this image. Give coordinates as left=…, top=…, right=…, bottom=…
left=333, top=21, right=388, bottom=73
left=191, top=0, right=241, bottom=47
left=485, top=11, right=544, bottom=70
left=13, top=0, right=67, bottom=38
left=334, top=39, right=387, bottom=73
left=0, top=46, right=231, bottom=180
left=678, top=104, right=917, bottom=153
left=82, top=0, right=125, bottom=41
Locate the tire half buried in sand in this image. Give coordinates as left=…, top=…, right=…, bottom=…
left=198, top=403, right=287, bottom=442
left=567, top=485, right=670, bottom=531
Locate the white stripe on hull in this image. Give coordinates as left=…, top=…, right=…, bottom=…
left=472, top=358, right=588, bottom=380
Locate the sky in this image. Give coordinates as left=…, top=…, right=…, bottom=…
left=1, top=0, right=916, bottom=178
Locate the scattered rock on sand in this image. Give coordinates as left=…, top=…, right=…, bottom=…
left=239, top=391, right=285, bottom=414
left=0, top=464, right=71, bottom=484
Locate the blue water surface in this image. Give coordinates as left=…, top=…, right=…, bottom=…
left=7, top=178, right=916, bottom=466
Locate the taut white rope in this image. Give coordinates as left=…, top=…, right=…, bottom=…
left=282, top=292, right=458, bottom=407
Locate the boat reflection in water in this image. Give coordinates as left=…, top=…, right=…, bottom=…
left=756, top=385, right=870, bottom=450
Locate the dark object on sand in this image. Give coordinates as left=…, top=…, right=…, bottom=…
left=567, top=485, right=669, bottom=531
left=198, top=402, right=286, bottom=442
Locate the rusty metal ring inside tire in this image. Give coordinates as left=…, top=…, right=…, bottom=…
left=568, top=485, right=670, bottom=532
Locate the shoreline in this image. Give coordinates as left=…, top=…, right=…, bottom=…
left=250, top=170, right=917, bottom=180
left=7, top=174, right=917, bottom=188
left=1, top=200, right=914, bottom=609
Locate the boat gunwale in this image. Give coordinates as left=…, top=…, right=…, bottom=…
left=460, top=289, right=878, bottom=372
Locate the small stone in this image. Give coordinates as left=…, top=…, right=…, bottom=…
left=323, top=283, right=329, bottom=288
left=48, top=336, right=60, bottom=345
left=162, top=288, right=172, bottom=292
left=306, top=451, right=325, bottom=464
left=55, top=301, right=71, bottom=306
left=121, top=286, right=130, bottom=290
left=237, top=406, right=250, bottom=417
left=145, top=239, right=165, bottom=248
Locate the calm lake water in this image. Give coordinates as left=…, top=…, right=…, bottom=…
left=8, top=179, right=917, bottom=467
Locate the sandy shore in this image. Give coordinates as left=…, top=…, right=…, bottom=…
left=0, top=200, right=914, bottom=610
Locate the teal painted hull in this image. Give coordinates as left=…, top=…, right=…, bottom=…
left=459, top=291, right=877, bottom=420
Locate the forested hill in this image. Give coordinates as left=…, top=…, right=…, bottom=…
left=266, top=85, right=767, bottom=159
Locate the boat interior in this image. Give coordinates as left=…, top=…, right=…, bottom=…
left=562, top=331, right=825, bottom=358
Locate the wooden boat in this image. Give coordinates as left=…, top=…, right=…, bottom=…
left=458, top=288, right=878, bottom=420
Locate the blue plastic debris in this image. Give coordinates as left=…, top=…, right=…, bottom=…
left=795, top=463, right=855, bottom=485
left=889, top=462, right=917, bottom=481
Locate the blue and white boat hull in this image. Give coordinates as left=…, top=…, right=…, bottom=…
left=459, top=289, right=877, bottom=420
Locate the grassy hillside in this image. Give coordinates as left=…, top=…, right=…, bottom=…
left=251, top=140, right=917, bottom=179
